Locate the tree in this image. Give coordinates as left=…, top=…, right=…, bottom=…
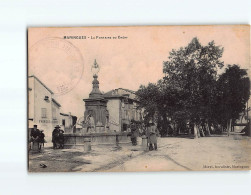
left=136, top=82, right=160, bottom=122
left=136, top=37, right=250, bottom=138
left=136, top=80, right=181, bottom=136
left=216, top=65, right=250, bottom=135
left=163, top=37, right=224, bottom=137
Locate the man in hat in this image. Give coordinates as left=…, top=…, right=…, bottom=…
left=52, top=125, right=60, bottom=149
left=30, top=125, right=40, bottom=150
left=30, top=125, right=39, bottom=139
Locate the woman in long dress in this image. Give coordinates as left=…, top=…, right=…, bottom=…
left=146, top=121, right=158, bottom=151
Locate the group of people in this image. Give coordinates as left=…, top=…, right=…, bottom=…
left=52, top=125, right=65, bottom=149
left=129, top=120, right=159, bottom=151
left=29, top=124, right=65, bottom=151
left=29, top=125, right=45, bottom=152
left=30, top=121, right=158, bottom=151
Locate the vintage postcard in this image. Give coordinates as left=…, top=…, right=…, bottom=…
left=28, top=25, right=251, bottom=172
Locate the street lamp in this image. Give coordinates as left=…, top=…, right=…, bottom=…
left=89, top=59, right=102, bottom=97
left=91, top=59, right=100, bottom=76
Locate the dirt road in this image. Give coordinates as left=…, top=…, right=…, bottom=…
left=29, top=136, right=251, bottom=172
left=104, top=136, right=251, bottom=172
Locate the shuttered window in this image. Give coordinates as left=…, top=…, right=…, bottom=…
left=52, top=107, right=56, bottom=119
left=41, top=108, right=47, bottom=118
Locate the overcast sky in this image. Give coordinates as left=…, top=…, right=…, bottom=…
left=28, top=25, right=250, bottom=118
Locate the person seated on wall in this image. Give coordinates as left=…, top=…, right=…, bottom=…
left=52, top=125, right=60, bottom=149
left=30, top=125, right=40, bottom=150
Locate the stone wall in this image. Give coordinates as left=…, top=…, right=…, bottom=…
left=63, top=132, right=131, bottom=148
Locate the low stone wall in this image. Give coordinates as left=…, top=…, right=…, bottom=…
left=63, top=132, right=131, bottom=148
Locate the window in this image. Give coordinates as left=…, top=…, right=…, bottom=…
left=41, top=108, right=47, bottom=118
left=52, top=107, right=56, bottom=119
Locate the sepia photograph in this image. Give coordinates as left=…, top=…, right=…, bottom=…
left=28, top=25, right=251, bottom=172
left=1, top=0, right=251, bottom=194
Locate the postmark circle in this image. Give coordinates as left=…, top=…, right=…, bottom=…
left=29, top=37, right=84, bottom=96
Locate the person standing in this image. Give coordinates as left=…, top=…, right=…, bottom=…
left=130, top=122, right=138, bottom=146
left=58, top=130, right=64, bottom=149
left=52, top=125, right=60, bottom=149
left=147, top=120, right=158, bottom=151
left=38, top=130, right=45, bottom=152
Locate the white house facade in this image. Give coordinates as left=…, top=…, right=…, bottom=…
left=28, top=75, right=61, bottom=139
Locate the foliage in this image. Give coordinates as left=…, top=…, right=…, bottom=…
left=136, top=37, right=250, bottom=136
left=215, top=65, right=250, bottom=125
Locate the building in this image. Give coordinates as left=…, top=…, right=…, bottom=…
left=82, top=60, right=142, bottom=133
left=28, top=75, right=61, bottom=139
left=104, top=88, right=141, bottom=132
left=82, top=81, right=142, bottom=133
left=60, top=112, right=77, bottom=133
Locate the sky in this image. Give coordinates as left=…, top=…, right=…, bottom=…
left=28, top=25, right=250, bottom=118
